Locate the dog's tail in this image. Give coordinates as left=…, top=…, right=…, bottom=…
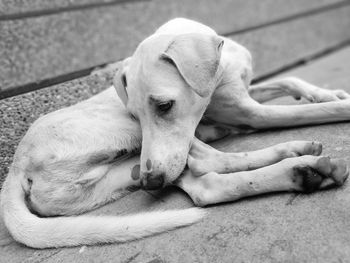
left=1, top=168, right=206, bottom=248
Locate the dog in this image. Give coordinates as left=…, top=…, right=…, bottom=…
left=1, top=18, right=350, bottom=248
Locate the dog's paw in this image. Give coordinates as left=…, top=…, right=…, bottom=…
left=279, top=141, right=322, bottom=158
left=295, top=87, right=350, bottom=103
left=293, top=156, right=349, bottom=193
left=304, top=89, right=350, bottom=103
left=283, top=77, right=350, bottom=103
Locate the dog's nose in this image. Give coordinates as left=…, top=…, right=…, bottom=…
left=140, top=172, right=165, bottom=190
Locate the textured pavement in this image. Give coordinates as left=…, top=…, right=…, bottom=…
left=2, top=0, right=343, bottom=92
left=1, top=47, right=350, bottom=262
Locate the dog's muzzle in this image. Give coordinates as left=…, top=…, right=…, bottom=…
left=140, top=172, right=165, bottom=190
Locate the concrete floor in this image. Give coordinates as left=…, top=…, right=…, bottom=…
left=1, top=47, right=350, bottom=263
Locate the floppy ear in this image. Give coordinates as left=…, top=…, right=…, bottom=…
left=162, top=33, right=224, bottom=97
left=113, top=57, right=131, bottom=106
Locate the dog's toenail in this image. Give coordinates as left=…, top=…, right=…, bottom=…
left=146, top=159, right=152, bottom=171
left=131, top=165, right=140, bottom=180
left=27, top=178, right=33, bottom=185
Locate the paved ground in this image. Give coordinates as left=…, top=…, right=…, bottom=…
left=1, top=47, right=350, bottom=263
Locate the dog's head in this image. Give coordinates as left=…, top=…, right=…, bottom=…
left=114, top=33, right=224, bottom=189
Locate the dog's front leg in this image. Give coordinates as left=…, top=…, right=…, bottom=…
left=187, top=138, right=322, bottom=176
left=177, top=155, right=348, bottom=206
left=248, top=77, right=350, bottom=103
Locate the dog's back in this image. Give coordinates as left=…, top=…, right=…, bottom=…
left=156, top=18, right=217, bottom=36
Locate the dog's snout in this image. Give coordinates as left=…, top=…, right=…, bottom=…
left=140, top=172, right=165, bottom=190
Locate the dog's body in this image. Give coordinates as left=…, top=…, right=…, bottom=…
left=1, top=18, right=350, bottom=248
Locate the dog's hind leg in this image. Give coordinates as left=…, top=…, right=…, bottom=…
left=26, top=155, right=142, bottom=216
left=244, top=98, right=350, bottom=129
left=210, top=92, right=350, bottom=129
left=207, top=74, right=350, bottom=129
left=248, top=77, right=350, bottom=103
left=188, top=138, right=323, bottom=176
left=177, top=155, right=348, bottom=206
left=14, top=86, right=143, bottom=216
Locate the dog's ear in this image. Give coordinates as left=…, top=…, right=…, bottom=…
left=161, top=33, right=224, bottom=97
left=113, top=57, right=131, bottom=106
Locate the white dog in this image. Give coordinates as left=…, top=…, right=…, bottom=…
left=1, top=18, right=349, bottom=248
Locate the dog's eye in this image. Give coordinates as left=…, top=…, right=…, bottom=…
left=157, top=100, right=174, bottom=113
